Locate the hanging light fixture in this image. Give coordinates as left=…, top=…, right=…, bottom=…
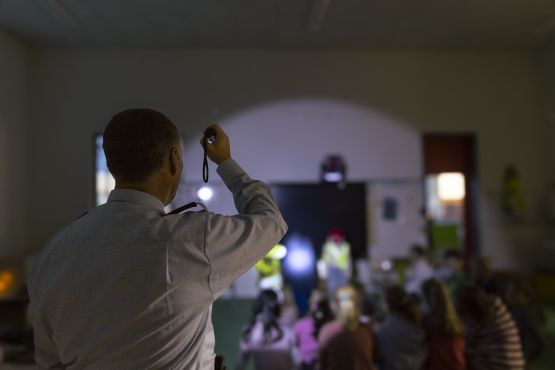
left=321, top=154, right=347, bottom=184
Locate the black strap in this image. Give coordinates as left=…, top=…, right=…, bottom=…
left=202, top=127, right=216, bottom=183
left=164, top=202, right=199, bottom=216
left=203, top=138, right=210, bottom=183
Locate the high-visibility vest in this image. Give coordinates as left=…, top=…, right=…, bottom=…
left=322, top=241, right=351, bottom=271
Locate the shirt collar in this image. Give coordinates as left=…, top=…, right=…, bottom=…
left=107, top=189, right=166, bottom=213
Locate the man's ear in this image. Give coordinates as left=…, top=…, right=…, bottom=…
left=169, top=146, right=180, bottom=176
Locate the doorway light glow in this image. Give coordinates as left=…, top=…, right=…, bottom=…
left=437, top=172, right=465, bottom=202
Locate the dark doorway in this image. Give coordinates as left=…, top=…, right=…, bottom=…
left=271, top=183, right=367, bottom=312
left=272, top=183, right=368, bottom=260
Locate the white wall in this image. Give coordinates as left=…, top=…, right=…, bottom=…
left=183, top=99, right=422, bottom=183
left=179, top=98, right=423, bottom=262
left=28, top=49, right=548, bottom=269
left=0, top=31, right=30, bottom=257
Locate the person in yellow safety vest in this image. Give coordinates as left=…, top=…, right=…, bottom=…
left=320, top=229, right=352, bottom=297
left=255, top=244, right=287, bottom=292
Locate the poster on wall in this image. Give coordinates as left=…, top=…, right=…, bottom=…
left=368, top=181, right=426, bottom=260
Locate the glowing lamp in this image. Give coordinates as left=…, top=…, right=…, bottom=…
left=380, top=260, right=392, bottom=271
left=0, top=271, right=15, bottom=297
left=287, top=248, right=313, bottom=273
left=197, top=186, right=213, bottom=202
left=321, top=154, right=346, bottom=184
left=283, top=236, right=315, bottom=277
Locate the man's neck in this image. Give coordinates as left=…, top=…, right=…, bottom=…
left=115, top=178, right=169, bottom=205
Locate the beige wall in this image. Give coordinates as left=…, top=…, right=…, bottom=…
left=0, top=31, right=30, bottom=258
left=533, top=49, right=555, bottom=272
left=26, top=49, right=549, bottom=269
left=541, top=50, right=555, bottom=184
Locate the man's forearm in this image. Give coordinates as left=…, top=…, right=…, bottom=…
left=217, top=159, right=286, bottom=227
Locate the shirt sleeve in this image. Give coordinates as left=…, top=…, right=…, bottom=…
left=204, top=159, right=288, bottom=298
left=34, top=332, right=63, bottom=369
left=29, top=298, right=63, bottom=369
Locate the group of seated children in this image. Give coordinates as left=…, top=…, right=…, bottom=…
left=235, top=252, right=543, bottom=370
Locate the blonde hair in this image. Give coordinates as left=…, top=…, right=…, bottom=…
left=334, top=285, right=360, bottom=331
left=422, top=278, right=464, bottom=337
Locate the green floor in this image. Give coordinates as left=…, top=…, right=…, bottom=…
left=213, top=298, right=255, bottom=370
left=213, top=299, right=555, bottom=370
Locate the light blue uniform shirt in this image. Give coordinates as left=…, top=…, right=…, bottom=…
left=28, top=159, right=287, bottom=369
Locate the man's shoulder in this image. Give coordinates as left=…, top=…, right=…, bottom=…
left=162, top=210, right=210, bottom=241
left=28, top=221, right=75, bottom=292
left=77, top=203, right=209, bottom=241
left=38, top=220, right=78, bottom=257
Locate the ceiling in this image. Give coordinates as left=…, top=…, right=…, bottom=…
left=1, top=0, right=555, bottom=49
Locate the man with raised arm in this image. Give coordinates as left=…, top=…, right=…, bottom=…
left=28, top=108, right=287, bottom=369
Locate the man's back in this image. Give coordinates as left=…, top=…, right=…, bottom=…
left=30, top=191, right=214, bottom=369
left=29, top=159, right=287, bottom=369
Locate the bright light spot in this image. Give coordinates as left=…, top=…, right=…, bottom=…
left=287, top=248, right=313, bottom=273
left=0, top=271, right=14, bottom=295
left=381, top=260, right=392, bottom=271
left=437, top=172, right=465, bottom=202
left=323, top=172, right=343, bottom=182
left=273, top=244, right=288, bottom=260
left=282, top=235, right=316, bottom=278
left=197, top=186, right=213, bottom=201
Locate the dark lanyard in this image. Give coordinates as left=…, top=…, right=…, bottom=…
left=166, top=202, right=198, bottom=215
left=203, top=145, right=210, bottom=183
left=170, top=127, right=217, bottom=215
left=164, top=201, right=207, bottom=216
left=202, top=128, right=217, bottom=183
